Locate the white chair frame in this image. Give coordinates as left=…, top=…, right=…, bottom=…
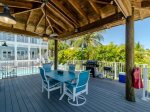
left=40, top=68, right=61, bottom=99
left=64, top=71, right=90, bottom=106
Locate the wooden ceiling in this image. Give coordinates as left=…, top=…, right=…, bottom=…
left=0, top=0, right=150, bottom=40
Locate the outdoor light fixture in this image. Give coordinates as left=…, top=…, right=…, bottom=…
left=42, top=34, right=49, bottom=41
left=50, top=33, right=58, bottom=37
left=0, top=5, right=16, bottom=24
left=1, top=41, right=8, bottom=47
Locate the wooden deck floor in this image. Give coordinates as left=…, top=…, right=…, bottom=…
left=0, top=74, right=150, bottom=112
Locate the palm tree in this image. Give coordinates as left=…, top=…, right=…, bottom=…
left=72, top=32, right=104, bottom=48
left=70, top=32, right=103, bottom=60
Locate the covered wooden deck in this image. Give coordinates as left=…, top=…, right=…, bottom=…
left=0, top=74, right=149, bottom=112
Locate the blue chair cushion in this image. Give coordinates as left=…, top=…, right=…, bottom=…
left=43, top=63, right=52, bottom=72
left=66, top=82, right=86, bottom=93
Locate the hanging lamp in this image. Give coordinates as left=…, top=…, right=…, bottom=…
left=0, top=5, right=16, bottom=24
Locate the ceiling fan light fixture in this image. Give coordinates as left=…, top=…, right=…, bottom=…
left=42, top=33, right=49, bottom=41
left=50, top=33, right=58, bottom=37
left=0, top=5, right=16, bottom=24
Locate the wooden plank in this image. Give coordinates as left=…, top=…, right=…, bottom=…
left=67, top=0, right=89, bottom=22
left=4, top=79, right=13, bottom=112
left=89, top=0, right=101, bottom=18
left=0, top=25, right=39, bottom=37
left=92, top=0, right=110, bottom=5
left=50, top=0, right=79, bottom=27
left=125, top=8, right=135, bottom=102
left=1, top=75, right=150, bottom=112
left=47, top=15, right=67, bottom=31
left=26, top=11, right=32, bottom=31
left=46, top=3, right=74, bottom=29
left=8, top=79, right=20, bottom=112
left=14, top=77, right=41, bottom=112
left=23, top=75, right=68, bottom=112
left=13, top=7, right=42, bottom=15
left=35, top=14, right=45, bottom=32
left=0, top=80, right=5, bottom=112
left=11, top=78, right=31, bottom=112
left=114, top=0, right=132, bottom=17
left=134, top=1, right=150, bottom=8
left=1, top=0, right=33, bottom=9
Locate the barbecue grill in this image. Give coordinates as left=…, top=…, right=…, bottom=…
left=83, top=60, right=99, bottom=78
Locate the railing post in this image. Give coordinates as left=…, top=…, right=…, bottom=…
left=142, top=68, right=149, bottom=101
left=114, top=62, right=117, bottom=80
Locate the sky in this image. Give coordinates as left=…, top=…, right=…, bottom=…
left=101, top=18, right=150, bottom=49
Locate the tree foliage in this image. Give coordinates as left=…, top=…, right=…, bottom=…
left=48, top=34, right=149, bottom=65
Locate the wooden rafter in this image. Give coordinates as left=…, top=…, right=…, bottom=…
left=50, top=0, right=79, bottom=27
left=89, top=0, right=101, bottom=18
left=114, top=0, right=132, bottom=18
left=25, top=11, right=32, bottom=31
left=13, top=7, right=42, bottom=15
left=133, top=1, right=150, bottom=8
left=46, top=16, right=62, bottom=33
left=35, top=14, right=45, bottom=32
left=0, top=0, right=33, bottom=9
left=0, top=25, right=38, bottom=37
left=46, top=3, right=74, bottom=29
left=58, top=12, right=123, bottom=39
left=68, top=0, right=89, bottom=22
left=47, top=14, right=67, bottom=31
left=92, top=0, right=110, bottom=5
left=46, top=16, right=53, bottom=33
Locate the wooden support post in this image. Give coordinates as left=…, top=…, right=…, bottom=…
left=125, top=8, right=135, bottom=102
left=54, top=40, right=58, bottom=70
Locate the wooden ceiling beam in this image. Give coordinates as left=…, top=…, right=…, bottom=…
left=92, top=0, right=110, bottom=5
left=68, top=0, right=89, bottom=22
left=0, top=0, right=33, bottom=9
left=89, top=0, right=102, bottom=19
left=0, top=25, right=39, bottom=37
left=13, top=7, right=41, bottom=15
left=35, top=14, right=45, bottom=32
left=46, top=3, right=74, bottom=29
left=46, top=16, right=63, bottom=33
left=15, top=0, right=42, bottom=3
left=133, top=1, right=150, bottom=8
left=114, top=0, right=132, bottom=18
left=47, top=15, right=67, bottom=31
left=25, top=11, right=32, bottom=31
left=50, top=0, right=79, bottom=27
left=58, top=12, right=123, bottom=39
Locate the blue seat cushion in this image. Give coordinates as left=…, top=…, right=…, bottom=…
left=66, top=82, right=86, bottom=93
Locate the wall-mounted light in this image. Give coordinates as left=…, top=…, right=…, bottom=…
left=1, top=41, right=8, bottom=47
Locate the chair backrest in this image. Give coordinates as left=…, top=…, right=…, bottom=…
left=69, top=64, right=75, bottom=72
left=39, top=67, right=47, bottom=82
left=43, top=63, right=52, bottom=72
left=76, top=70, right=90, bottom=87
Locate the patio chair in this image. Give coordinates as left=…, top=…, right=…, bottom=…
left=65, top=70, right=90, bottom=106
left=39, top=67, right=61, bottom=99
left=68, top=64, right=75, bottom=72
left=42, top=63, right=52, bottom=72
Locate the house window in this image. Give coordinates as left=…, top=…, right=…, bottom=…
left=2, top=50, right=13, bottom=60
